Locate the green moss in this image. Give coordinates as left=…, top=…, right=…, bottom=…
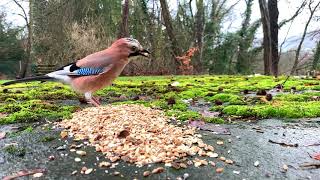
left=4, top=145, right=26, bottom=157
left=207, top=93, right=244, bottom=105
left=3, top=75, right=320, bottom=123
left=274, top=94, right=310, bottom=102
left=166, top=110, right=201, bottom=121
left=40, top=136, right=56, bottom=142
left=221, top=101, right=320, bottom=119
left=205, top=117, right=225, bottom=124
left=0, top=100, right=78, bottom=125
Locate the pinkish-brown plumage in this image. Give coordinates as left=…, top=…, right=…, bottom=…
left=2, top=38, right=150, bottom=106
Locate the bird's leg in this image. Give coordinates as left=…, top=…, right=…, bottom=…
left=92, top=96, right=101, bottom=106
left=85, top=92, right=100, bottom=107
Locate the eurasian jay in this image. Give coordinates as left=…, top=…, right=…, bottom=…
left=2, top=37, right=150, bottom=106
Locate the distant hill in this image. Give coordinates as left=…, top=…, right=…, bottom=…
left=282, top=33, right=318, bottom=51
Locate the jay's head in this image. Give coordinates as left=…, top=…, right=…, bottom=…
left=112, top=38, right=150, bottom=59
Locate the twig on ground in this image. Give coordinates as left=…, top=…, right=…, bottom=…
left=268, top=139, right=298, bottom=147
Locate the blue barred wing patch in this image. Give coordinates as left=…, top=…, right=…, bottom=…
left=74, top=67, right=104, bottom=76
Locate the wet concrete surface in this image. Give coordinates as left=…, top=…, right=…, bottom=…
left=1, top=119, right=320, bottom=180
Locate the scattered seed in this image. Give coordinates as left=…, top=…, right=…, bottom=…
left=110, top=156, right=120, bottom=162
left=99, top=161, right=111, bottom=167
left=172, top=162, right=180, bottom=169
left=217, top=141, right=224, bottom=145
left=70, top=149, right=76, bottom=152
left=75, top=157, right=81, bottom=162
left=152, top=167, right=164, bottom=174
left=84, top=168, right=93, bottom=175
left=254, top=161, right=260, bottom=167
left=187, top=160, right=193, bottom=166
left=48, top=155, right=55, bottom=161
left=194, top=162, right=202, bottom=167
left=113, top=171, right=120, bottom=176
left=71, top=170, right=77, bottom=175
left=143, top=171, right=151, bottom=177
left=180, top=163, right=187, bottom=169
left=233, top=170, right=240, bottom=175
left=207, top=152, right=218, bottom=158
left=219, top=157, right=226, bottom=161
left=283, top=164, right=288, bottom=171
left=56, top=145, right=66, bottom=151
left=81, top=167, right=87, bottom=174
left=225, top=159, right=233, bottom=164
left=209, top=161, right=216, bottom=167
left=183, top=173, right=190, bottom=179
left=216, top=168, right=224, bottom=173
left=58, top=105, right=219, bottom=170
left=33, top=173, right=43, bottom=178
left=206, top=145, right=214, bottom=151
left=76, top=150, right=87, bottom=156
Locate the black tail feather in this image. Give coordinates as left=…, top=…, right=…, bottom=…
left=2, top=76, right=54, bottom=86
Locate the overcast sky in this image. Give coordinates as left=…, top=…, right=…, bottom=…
left=1, top=0, right=319, bottom=48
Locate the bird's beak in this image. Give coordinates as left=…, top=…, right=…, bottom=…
left=139, top=49, right=151, bottom=57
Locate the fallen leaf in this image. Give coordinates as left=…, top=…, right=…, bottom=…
left=60, top=131, right=68, bottom=139
left=313, top=153, right=320, bottom=160
left=3, top=169, right=45, bottom=180
left=0, top=132, right=6, bottom=140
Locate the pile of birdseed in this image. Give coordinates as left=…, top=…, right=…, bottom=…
left=59, top=104, right=224, bottom=167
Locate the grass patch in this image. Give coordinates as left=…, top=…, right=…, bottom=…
left=4, top=145, right=26, bottom=157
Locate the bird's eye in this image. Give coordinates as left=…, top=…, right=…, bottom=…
left=131, top=46, right=137, bottom=51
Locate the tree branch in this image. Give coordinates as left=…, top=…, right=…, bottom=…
left=12, top=0, right=28, bottom=24
left=291, top=0, right=320, bottom=74
left=279, top=0, right=307, bottom=29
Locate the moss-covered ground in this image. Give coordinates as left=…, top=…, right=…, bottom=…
left=1, top=75, right=320, bottom=124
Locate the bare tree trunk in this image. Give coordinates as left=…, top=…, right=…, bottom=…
left=290, top=1, right=320, bottom=75
left=312, top=41, right=320, bottom=70
left=13, top=0, right=31, bottom=78
left=118, top=0, right=129, bottom=38
left=268, top=0, right=279, bottom=77
left=194, top=0, right=205, bottom=73
left=258, top=0, right=272, bottom=75
left=159, top=0, right=182, bottom=73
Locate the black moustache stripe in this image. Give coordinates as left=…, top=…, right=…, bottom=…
left=129, top=51, right=140, bottom=57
